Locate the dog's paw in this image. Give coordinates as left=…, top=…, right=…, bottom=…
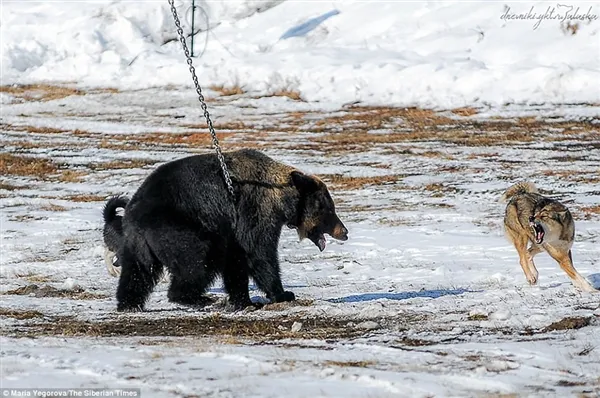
left=575, top=280, right=599, bottom=293
left=526, top=271, right=538, bottom=286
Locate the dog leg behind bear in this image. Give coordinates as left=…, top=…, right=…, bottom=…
left=248, top=247, right=295, bottom=303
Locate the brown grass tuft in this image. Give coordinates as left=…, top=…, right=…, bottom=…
left=14, top=272, right=55, bottom=283
left=40, top=203, right=68, bottom=212
left=321, top=174, right=399, bottom=190
left=267, top=89, right=303, bottom=101
left=451, top=107, right=478, bottom=117
left=58, top=170, right=87, bottom=183
left=542, top=317, right=590, bottom=332
left=0, top=181, right=29, bottom=191
left=324, top=360, right=375, bottom=368
left=88, top=159, right=157, bottom=170
left=0, top=153, right=59, bottom=178
left=210, top=84, right=245, bottom=96
left=66, top=194, right=106, bottom=203
left=0, top=308, right=44, bottom=320
left=0, top=84, right=118, bottom=102
left=581, top=205, right=600, bottom=215
left=4, top=284, right=107, bottom=300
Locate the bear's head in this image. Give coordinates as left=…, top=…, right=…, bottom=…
left=290, top=171, right=348, bottom=251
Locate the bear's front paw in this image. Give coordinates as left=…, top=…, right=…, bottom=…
left=273, top=291, right=295, bottom=303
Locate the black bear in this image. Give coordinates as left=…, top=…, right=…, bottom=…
left=103, top=149, right=348, bottom=312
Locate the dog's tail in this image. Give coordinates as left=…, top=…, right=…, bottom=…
left=103, top=195, right=129, bottom=250
left=103, top=196, right=129, bottom=277
left=103, top=195, right=129, bottom=225
left=500, top=182, right=538, bottom=203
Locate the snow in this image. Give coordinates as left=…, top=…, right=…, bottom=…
left=2, top=1, right=600, bottom=108
left=2, top=1, right=600, bottom=397
left=2, top=86, right=600, bottom=396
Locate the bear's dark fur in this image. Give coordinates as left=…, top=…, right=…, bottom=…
left=104, top=149, right=348, bottom=312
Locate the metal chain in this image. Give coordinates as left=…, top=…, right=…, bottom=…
left=168, top=0, right=235, bottom=198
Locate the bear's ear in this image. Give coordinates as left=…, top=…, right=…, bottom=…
left=291, top=171, right=319, bottom=193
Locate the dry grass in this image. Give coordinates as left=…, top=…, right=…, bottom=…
left=262, top=299, right=314, bottom=311
left=581, top=205, right=600, bottom=215
left=423, top=183, right=460, bottom=197
left=66, top=194, right=106, bottom=202
left=266, top=89, right=303, bottom=101
left=4, top=284, right=108, bottom=300
left=11, top=314, right=368, bottom=341
left=0, top=153, right=59, bottom=178
left=0, top=154, right=88, bottom=182
left=0, top=84, right=118, bottom=102
left=8, top=214, right=47, bottom=222
left=87, top=159, right=157, bottom=170
left=1, top=124, right=69, bottom=135
left=58, top=170, right=87, bottom=183
left=542, top=317, right=590, bottom=332
left=0, top=308, right=44, bottom=320
left=320, top=174, right=400, bottom=190
left=0, top=181, right=29, bottom=191
left=468, top=313, right=489, bottom=321
left=14, top=272, right=55, bottom=283
left=210, top=84, right=245, bottom=96
left=451, top=107, right=479, bottom=117
left=40, top=203, right=68, bottom=212
left=324, top=360, right=375, bottom=368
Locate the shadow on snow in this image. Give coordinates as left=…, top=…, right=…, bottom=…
left=327, top=288, right=476, bottom=303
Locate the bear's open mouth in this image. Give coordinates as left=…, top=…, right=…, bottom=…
left=530, top=220, right=545, bottom=244
left=310, top=233, right=327, bottom=252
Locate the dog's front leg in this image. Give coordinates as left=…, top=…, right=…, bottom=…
left=546, top=247, right=597, bottom=292
left=514, top=236, right=538, bottom=285
left=526, top=243, right=543, bottom=284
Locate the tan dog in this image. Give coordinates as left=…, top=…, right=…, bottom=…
left=501, top=182, right=596, bottom=292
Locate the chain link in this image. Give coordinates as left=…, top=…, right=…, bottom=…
left=168, top=0, right=235, bottom=198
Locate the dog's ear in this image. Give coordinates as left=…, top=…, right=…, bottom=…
left=291, top=171, right=319, bottom=193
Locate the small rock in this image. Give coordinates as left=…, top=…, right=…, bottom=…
left=356, top=321, right=380, bottom=330
left=291, top=321, right=303, bottom=332
left=277, top=325, right=287, bottom=331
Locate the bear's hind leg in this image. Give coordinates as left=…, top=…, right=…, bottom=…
left=116, top=242, right=163, bottom=312
left=222, top=243, right=254, bottom=310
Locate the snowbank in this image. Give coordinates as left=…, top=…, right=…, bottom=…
left=2, top=1, right=599, bottom=107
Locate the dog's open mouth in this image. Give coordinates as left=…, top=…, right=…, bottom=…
left=530, top=220, right=545, bottom=244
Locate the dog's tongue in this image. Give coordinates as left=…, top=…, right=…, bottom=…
left=317, top=235, right=327, bottom=252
